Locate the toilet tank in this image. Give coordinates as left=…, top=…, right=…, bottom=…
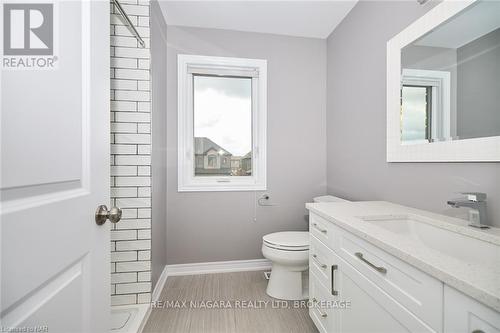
left=313, top=195, right=350, bottom=203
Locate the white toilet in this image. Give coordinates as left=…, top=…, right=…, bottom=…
left=262, top=231, right=309, bottom=300
left=262, top=195, right=348, bottom=300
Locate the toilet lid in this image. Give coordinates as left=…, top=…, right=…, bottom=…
left=263, top=231, right=309, bottom=251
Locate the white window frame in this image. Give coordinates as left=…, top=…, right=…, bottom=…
left=402, top=68, right=451, bottom=144
left=177, top=54, right=267, bottom=192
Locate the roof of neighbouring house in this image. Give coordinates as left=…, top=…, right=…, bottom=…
left=194, top=137, right=232, bottom=155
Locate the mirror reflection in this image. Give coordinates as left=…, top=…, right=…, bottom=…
left=400, top=1, right=500, bottom=144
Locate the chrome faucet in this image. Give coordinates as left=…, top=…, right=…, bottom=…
left=447, top=192, right=489, bottom=229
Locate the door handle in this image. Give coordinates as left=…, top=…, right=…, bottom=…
left=95, top=205, right=122, bottom=225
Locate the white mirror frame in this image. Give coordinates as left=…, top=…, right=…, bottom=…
left=387, top=0, right=500, bottom=162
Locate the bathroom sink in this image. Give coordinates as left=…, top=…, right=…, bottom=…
left=359, top=214, right=500, bottom=267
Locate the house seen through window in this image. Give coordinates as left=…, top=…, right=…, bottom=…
left=193, top=75, right=253, bottom=177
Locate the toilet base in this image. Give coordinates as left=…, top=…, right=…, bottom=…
left=266, top=264, right=309, bottom=300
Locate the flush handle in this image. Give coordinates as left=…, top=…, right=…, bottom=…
left=95, top=205, right=122, bottom=225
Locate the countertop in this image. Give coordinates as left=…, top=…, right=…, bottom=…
left=306, top=201, right=500, bottom=312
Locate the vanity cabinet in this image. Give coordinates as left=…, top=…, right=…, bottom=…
left=444, top=286, right=500, bottom=333
left=309, top=213, right=440, bottom=333
left=309, top=212, right=500, bottom=333
left=309, top=226, right=437, bottom=332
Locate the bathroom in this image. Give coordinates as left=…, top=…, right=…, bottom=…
left=1, top=0, right=499, bottom=332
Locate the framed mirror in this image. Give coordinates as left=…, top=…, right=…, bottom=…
left=387, top=0, right=500, bottom=162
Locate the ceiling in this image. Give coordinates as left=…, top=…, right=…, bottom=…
left=157, top=1, right=358, bottom=39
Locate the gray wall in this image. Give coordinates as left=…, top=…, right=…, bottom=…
left=326, top=1, right=500, bottom=227
left=166, top=26, right=327, bottom=264
left=457, top=28, right=500, bottom=139
left=150, top=0, right=167, bottom=286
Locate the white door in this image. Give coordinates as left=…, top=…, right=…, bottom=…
left=1, top=1, right=111, bottom=332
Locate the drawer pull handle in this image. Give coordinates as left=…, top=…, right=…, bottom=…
left=312, top=223, right=327, bottom=234
left=472, top=331, right=485, bottom=333
left=331, top=264, right=338, bottom=296
left=355, top=252, right=387, bottom=274
left=312, top=254, right=327, bottom=269
left=312, top=298, right=328, bottom=318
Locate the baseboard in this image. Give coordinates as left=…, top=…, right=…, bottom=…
left=139, top=266, right=170, bottom=332
left=151, top=258, right=271, bottom=302
left=136, top=303, right=151, bottom=333
left=151, top=264, right=169, bottom=302
left=165, top=258, right=272, bottom=277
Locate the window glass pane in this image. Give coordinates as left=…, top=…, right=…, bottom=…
left=401, top=85, right=430, bottom=143
left=193, top=75, right=252, bottom=176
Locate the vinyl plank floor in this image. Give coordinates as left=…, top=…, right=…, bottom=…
left=142, top=270, right=318, bottom=333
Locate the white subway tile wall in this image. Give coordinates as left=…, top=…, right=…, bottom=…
left=110, top=0, right=151, bottom=306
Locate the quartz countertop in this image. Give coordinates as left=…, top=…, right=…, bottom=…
left=306, top=201, right=500, bottom=312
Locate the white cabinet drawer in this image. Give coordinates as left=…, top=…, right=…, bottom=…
left=310, top=213, right=336, bottom=247
left=332, top=250, right=436, bottom=333
left=444, top=286, right=500, bottom=333
left=337, top=230, right=443, bottom=332
left=309, top=270, right=334, bottom=333
left=310, top=235, right=335, bottom=292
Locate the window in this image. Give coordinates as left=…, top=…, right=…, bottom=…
left=401, top=85, right=432, bottom=142
left=206, top=153, right=218, bottom=169
left=401, top=69, right=451, bottom=144
left=178, top=55, right=267, bottom=191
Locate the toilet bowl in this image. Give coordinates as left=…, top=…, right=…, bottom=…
left=262, top=195, right=349, bottom=300
left=261, top=231, right=309, bottom=300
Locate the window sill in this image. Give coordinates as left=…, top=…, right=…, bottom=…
left=178, top=183, right=267, bottom=192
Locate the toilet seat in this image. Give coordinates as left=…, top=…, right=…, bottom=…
left=263, top=231, right=309, bottom=251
